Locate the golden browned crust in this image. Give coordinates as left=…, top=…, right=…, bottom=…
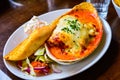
left=4, top=26, right=55, bottom=61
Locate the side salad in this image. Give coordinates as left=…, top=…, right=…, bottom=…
left=17, top=46, right=53, bottom=76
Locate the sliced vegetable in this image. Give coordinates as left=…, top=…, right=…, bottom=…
left=44, top=54, right=53, bottom=63
left=26, top=58, right=36, bottom=76
left=31, top=61, right=51, bottom=75
left=34, top=46, right=45, bottom=56
left=34, top=46, right=53, bottom=63
left=35, top=56, right=45, bottom=62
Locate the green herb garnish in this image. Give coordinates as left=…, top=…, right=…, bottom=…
left=61, top=27, right=73, bottom=34
left=67, top=19, right=80, bottom=31
left=62, top=19, right=80, bottom=34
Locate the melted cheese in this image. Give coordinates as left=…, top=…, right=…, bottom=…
left=48, top=15, right=97, bottom=56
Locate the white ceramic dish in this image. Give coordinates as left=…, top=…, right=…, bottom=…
left=3, top=9, right=112, bottom=80
left=112, top=0, right=120, bottom=18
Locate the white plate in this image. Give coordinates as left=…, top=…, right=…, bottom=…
left=3, top=9, right=112, bottom=80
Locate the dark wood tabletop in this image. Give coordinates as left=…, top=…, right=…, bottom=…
left=0, top=0, right=120, bottom=80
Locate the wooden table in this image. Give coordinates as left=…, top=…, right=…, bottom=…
left=0, top=0, right=120, bottom=80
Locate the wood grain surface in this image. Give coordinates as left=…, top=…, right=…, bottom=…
left=0, top=0, right=120, bottom=80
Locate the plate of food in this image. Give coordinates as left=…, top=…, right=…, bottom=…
left=3, top=2, right=111, bottom=80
